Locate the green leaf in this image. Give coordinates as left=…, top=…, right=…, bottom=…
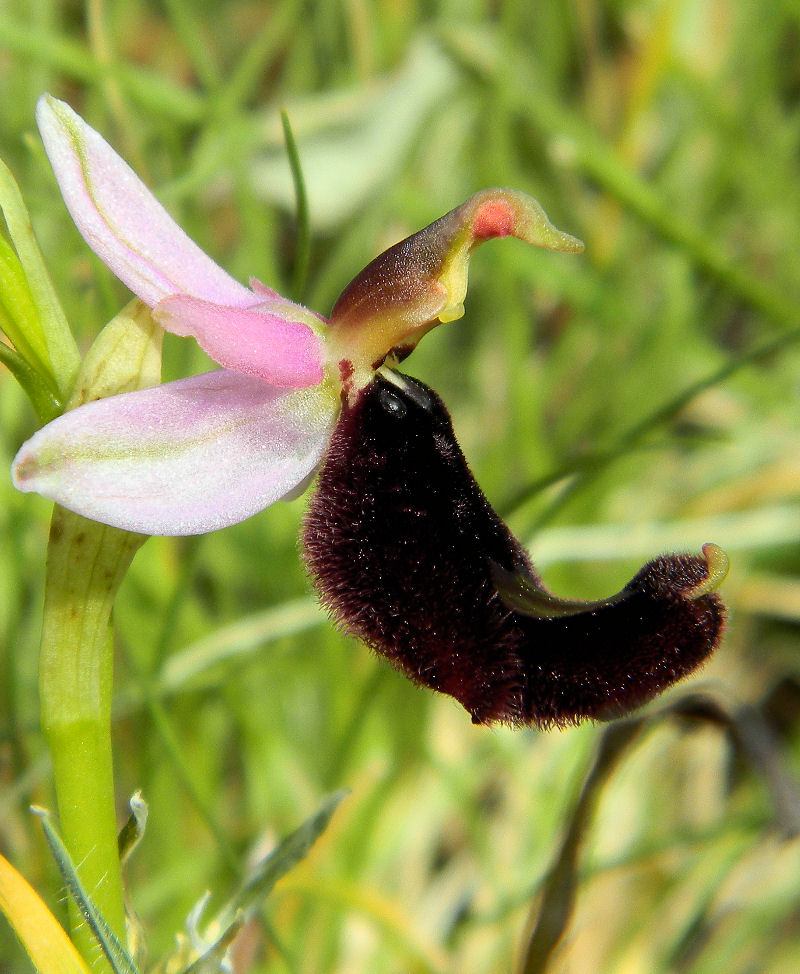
left=217, top=790, right=349, bottom=928
left=0, top=232, right=53, bottom=375
left=0, top=340, right=61, bottom=422
left=33, top=807, right=141, bottom=974
left=0, top=156, right=79, bottom=397
left=155, top=597, right=325, bottom=696
left=519, top=721, right=645, bottom=974
left=183, top=914, right=244, bottom=974
left=280, top=109, right=311, bottom=303
left=159, top=793, right=348, bottom=973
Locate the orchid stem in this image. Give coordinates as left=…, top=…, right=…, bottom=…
left=39, top=505, right=145, bottom=967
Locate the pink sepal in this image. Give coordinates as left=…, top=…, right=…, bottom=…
left=36, top=95, right=255, bottom=308
left=12, top=370, right=339, bottom=535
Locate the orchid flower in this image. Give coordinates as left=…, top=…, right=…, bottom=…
left=12, top=96, right=727, bottom=727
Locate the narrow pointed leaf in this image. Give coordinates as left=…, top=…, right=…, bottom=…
left=183, top=917, right=244, bottom=974
left=33, top=807, right=140, bottom=974
left=156, top=597, right=324, bottom=694
left=0, top=340, right=61, bottom=422
left=216, top=790, right=349, bottom=928
left=0, top=155, right=79, bottom=395
left=279, top=109, right=311, bottom=302
left=520, top=720, right=645, bottom=973
left=250, top=38, right=459, bottom=229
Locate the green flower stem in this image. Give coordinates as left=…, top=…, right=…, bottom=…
left=34, top=302, right=161, bottom=966
left=39, top=506, right=145, bottom=965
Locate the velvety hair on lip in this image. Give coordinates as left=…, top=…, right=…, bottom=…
left=303, top=373, right=726, bottom=728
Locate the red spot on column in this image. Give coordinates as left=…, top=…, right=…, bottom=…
left=472, top=199, right=515, bottom=239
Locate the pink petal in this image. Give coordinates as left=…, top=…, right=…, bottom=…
left=249, top=279, right=328, bottom=325
left=154, top=295, right=325, bottom=388
left=12, top=370, right=339, bottom=535
left=249, top=278, right=283, bottom=300
left=36, top=95, right=256, bottom=309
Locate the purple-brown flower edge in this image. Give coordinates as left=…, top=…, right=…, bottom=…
left=303, top=373, right=727, bottom=728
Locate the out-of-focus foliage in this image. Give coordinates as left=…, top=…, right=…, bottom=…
left=2, top=1, right=800, bottom=971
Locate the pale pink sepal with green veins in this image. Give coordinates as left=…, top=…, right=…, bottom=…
left=35, top=94, right=324, bottom=387
left=13, top=370, right=338, bottom=535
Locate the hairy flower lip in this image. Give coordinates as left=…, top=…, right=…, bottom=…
left=304, top=373, right=727, bottom=728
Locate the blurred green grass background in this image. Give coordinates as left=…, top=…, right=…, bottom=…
left=2, top=0, right=800, bottom=971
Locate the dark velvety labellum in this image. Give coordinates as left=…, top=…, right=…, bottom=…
left=303, top=374, right=726, bottom=728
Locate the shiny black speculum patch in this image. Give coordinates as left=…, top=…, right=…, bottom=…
left=303, top=373, right=725, bottom=728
